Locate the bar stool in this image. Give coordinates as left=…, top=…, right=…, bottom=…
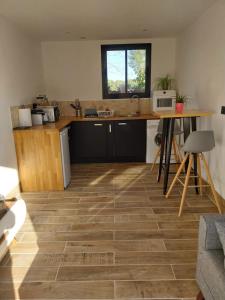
left=151, top=119, right=183, bottom=172
left=166, top=130, right=222, bottom=216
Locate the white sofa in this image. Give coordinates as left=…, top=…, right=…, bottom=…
left=0, top=198, right=26, bottom=260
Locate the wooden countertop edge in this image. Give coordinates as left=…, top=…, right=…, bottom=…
left=152, top=110, right=214, bottom=118
left=13, top=114, right=159, bottom=132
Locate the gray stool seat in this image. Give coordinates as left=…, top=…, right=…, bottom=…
left=183, top=131, right=215, bottom=153
left=157, top=119, right=183, bottom=136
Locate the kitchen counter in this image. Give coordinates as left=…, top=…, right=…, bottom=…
left=13, top=114, right=159, bottom=131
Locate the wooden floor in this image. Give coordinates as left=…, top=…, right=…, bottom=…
left=0, top=163, right=218, bottom=299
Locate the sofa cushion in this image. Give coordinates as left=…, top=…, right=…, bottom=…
left=215, top=221, right=225, bottom=267
left=197, top=249, right=225, bottom=300
left=199, top=215, right=225, bottom=250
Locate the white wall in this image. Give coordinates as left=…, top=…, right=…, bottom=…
left=41, top=38, right=176, bottom=100
left=0, top=16, right=44, bottom=197
left=176, top=0, right=225, bottom=198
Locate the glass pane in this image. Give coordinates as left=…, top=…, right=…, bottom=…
left=107, top=50, right=125, bottom=94
left=127, top=49, right=146, bottom=94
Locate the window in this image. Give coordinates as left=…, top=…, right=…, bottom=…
left=101, top=43, right=151, bottom=99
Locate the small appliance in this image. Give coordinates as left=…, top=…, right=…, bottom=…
left=97, top=110, right=114, bottom=118
left=18, top=108, right=32, bottom=128
left=38, top=106, right=60, bottom=122
left=153, top=90, right=176, bottom=111
left=84, top=108, right=98, bottom=118
left=31, top=104, right=46, bottom=125
left=31, top=113, right=44, bottom=125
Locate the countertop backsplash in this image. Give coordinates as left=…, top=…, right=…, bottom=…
left=56, top=98, right=152, bottom=117
left=11, top=98, right=152, bottom=128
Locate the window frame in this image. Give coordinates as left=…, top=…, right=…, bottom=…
left=101, top=43, right=151, bottom=99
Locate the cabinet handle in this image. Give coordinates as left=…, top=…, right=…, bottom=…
left=109, top=124, right=112, bottom=133
left=94, top=123, right=103, bottom=126
left=118, top=122, right=127, bottom=126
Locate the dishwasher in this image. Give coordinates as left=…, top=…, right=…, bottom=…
left=60, top=127, right=71, bottom=188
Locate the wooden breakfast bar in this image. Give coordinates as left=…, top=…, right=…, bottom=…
left=152, top=110, right=213, bottom=194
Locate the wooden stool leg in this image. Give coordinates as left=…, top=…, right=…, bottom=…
left=172, top=138, right=179, bottom=171
left=166, top=153, right=189, bottom=198
left=200, top=153, right=222, bottom=214
left=197, top=153, right=203, bottom=196
left=150, top=146, right=161, bottom=172
left=178, top=154, right=193, bottom=217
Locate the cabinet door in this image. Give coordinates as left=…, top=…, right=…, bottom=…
left=114, top=120, right=146, bottom=162
left=70, top=121, right=109, bottom=163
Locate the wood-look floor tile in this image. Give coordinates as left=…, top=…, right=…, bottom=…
left=0, top=266, right=58, bottom=282
left=26, top=215, right=114, bottom=224
left=26, top=201, right=114, bottom=210
left=158, top=221, right=199, bottom=230
left=57, top=265, right=174, bottom=281
left=65, top=240, right=166, bottom=253
left=21, top=192, right=49, bottom=199
left=20, top=223, right=72, bottom=232
left=9, top=242, right=66, bottom=254
left=153, top=206, right=217, bottom=214
left=164, top=239, right=198, bottom=251
left=24, top=197, right=80, bottom=204
left=114, top=200, right=182, bottom=208
left=0, top=281, right=114, bottom=299
left=115, top=229, right=198, bottom=240
left=5, top=254, right=63, bottom=267
left=115, top=213, right=197, bottom=223
left=62, top=252, right=114, bottom=266
left=115, top=191, right=148, bottom=197
left=28, top=207, right=154, bottom=216
left=21, top=231, right=114, bottom=242
left=71, top=221, right=158, bottom=231
left=115, top=251, right=197, bottom=265
left=172, top=264, right=196, bottom=279
left=115, top=280, right=198, bottom=299
left=79, top=196, right=114, bottom=203
left=2, top=163, right=215, bottom=299
left=186, top=198, right=214, bottom=207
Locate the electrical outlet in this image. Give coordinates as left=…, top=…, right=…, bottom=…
left=221, top=106, right=225, bottom=114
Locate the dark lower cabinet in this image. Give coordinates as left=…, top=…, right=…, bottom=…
left=70, top=121, right=110, bottom=163
left=114, top=120, right=146, bottom=162
left=70, top=120, right=146, bottom=163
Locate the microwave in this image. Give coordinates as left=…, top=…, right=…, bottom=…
left=38, top=106, right=60, bottom=122
left=153, top=90, right=176, bottom=111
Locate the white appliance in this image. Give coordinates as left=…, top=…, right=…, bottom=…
left=38, top=106, right=60, bottom=122
left=31, top=114, right=43, bottom=125
left=146, top=120, right=176, bottom=164
left=60, top=127, right=71, bottom=188
left=146, top=120, right=160, bottom=163
left=18, top=108, right=32, bottom=127
left=153, top=90, right=176, bottom=111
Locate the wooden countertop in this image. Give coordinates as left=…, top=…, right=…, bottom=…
left=13, top=114, right=159, bottom=132
left=152, top=109, right=213, bottom=119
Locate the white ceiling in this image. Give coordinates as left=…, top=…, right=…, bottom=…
left=0, top=0, right=216, bottom=41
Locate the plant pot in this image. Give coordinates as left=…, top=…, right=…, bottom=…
left=175, top=103, right=184, bottom=113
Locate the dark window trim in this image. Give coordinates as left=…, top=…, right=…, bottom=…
left=101, top=43, right=151, bottom=99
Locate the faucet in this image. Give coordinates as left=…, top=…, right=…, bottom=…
left=130, top=94, right=141, bottom=115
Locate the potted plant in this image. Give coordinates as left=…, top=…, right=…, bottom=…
left=175, top=94, right=186, bottom=113
left=155, top=75, right=175, bottom=90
